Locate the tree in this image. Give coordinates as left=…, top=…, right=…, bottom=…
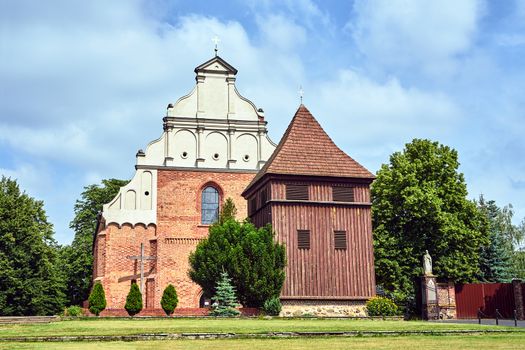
left=210, top=271, right=240, bottom=317
left=476, top=195, right=513, bottom=282
left=160, top=284, right=178, bottom=316
left=125, top=283, right=143, bottom=316
left=62, top=179, right=127, bottom=306
left=0, top=176, right=66, bottom=315
left=219, top=197, right=237, bottom=224
left=371, top=139, right=489, bottom=304
left=189, top=199, right=286, bottom=307
left=88, top=281, right=106, bottom=316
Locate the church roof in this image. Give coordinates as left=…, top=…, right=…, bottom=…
left=244, top=105, right=374, bottom=193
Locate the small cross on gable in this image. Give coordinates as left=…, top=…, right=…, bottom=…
left=212, top=35, right=221, bottom=56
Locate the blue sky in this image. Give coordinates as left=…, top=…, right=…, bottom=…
left=1, top=0, right=524, bottom=244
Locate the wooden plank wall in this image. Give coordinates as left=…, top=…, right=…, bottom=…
left=248, top=180, right=375, bottom=299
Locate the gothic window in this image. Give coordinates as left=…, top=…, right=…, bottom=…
left=201, top=186, right=219, bottom=225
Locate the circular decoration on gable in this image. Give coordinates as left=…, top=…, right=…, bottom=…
left=243, top=154, right=250, bottom=162
left=213, top=153, right=220, bottom=160
left=144, top=191, right=150, bottom=196
left=181, top=151, right=188, bottom=159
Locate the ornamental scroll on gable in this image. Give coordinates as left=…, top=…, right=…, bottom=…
left=101, top=55, right=276, bottom=227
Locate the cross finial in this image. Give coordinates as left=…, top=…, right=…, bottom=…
left=212, top=35, right=220, bottom=56
left=298, top=85, right=304, bottom=104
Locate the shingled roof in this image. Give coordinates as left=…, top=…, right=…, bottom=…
left=244, top=105, right=374, bottom=194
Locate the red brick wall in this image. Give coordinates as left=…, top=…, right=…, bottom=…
left=156, top=169, right=255, bottom=308
left=93, top=169, right=256, bottom=311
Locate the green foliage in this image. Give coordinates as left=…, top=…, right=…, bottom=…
left=262, top=297, right=282, bottom=316
left=88, top=282, right=106, bottom=316
left=189, top=199, right=286, bottom=307
left=160, top=284, right=178, bottom=316
left=210, top=272, right=240, bottom=317
left=366, top=297, right=400, bottom=316
left=64, top=305, right=83, bottom=317
left=511, top=250, right=525, bottom=280
left=124, top=283, right=143, bottom=316
left=371, top=139, right=489, bottom=304
left=219, top=198, right=237, bottom=223
left=0, top=176, right=66, bottom=316
left=476, top=195, right=514, bottom=282
left=62, top=179, right=128, bottom=306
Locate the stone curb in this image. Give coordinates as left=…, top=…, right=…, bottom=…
left=1, top=329, right=523, bottom=342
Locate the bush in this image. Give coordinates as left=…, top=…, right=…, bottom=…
left=210, top=272, right=240, bottom=317
left=125, top=283, right=143, bottom=316
left=64, top=305, right=83, bottom=317
left=160, top=284, right=179, bottom=316
left=366, top=296, right=400, bottom=316
left=262, top=297, right=282, bottom=316
left=88, top=282, right=106, bottom=316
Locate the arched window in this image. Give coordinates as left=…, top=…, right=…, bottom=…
left=201, top=186, right=219, bottom=224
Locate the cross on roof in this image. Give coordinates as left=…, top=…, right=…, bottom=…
left=212, top=35, right=221, bottom=56
left=298, top=86, right=304, bottom=104
left=127, top=243, right=156, bottom=294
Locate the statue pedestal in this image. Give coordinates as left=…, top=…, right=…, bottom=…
left=421, top=275, right=439, bottom=320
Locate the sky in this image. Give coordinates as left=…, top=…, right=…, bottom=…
left=1, top=0, right=524, bottom=245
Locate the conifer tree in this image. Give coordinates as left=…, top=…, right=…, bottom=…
left=88, top=282, right=106, bottom=316
left=124, top=283, right=143, bottom=316
left=219, top=198, right=237, bottom=223
left=160, top=284, right=178, bottom=316
left=210, top=271, right=240, bottom=317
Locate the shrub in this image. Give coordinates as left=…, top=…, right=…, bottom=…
left=125, top=283, right=143, bottom=316
left=88, top=282, right=106, bottom=316
left=64, top=305, right=83, bottom=317
left=161, top=284, right=179, bottom=316
left=262, top=297, right=282, bottom=316
left=366, top=296, right=400, bottom=316
left=210, top=272, right=240, bottom=317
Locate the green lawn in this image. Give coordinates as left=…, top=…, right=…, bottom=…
left=0, top=318, right=521, bottom=338
left=1, top=334, right=525, bottom=350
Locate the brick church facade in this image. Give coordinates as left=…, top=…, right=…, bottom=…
left=93, top=55, right=376, bottom=315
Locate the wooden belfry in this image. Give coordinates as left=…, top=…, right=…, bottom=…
left=127, top=243, right=156, bottom=294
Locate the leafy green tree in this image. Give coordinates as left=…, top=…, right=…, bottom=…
left=476, top=195, right=513, bottom=282
left=210, top=271, right=240, bottom=317
left=0, top=176, right=66, bottom=315
left=87, top=281, right=106, bottom=316
left=371, top=139, right=489, bottom=304
left=160, top=284, right=178, bottom=315
left=125, top=283, right=143, bottom=316
left=189, top=199, right=286, bottom=307
left=511, top=250, right=525, bottom=279
left=63, top=179, right=127, bottom=305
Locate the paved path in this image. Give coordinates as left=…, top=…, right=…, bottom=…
left=432, top=319, right=525, bottom=328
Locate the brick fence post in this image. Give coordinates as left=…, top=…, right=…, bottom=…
left=512, top=279, right=524, bottom=320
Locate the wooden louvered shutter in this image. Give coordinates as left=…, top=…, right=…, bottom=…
left=286, top=184, right=309, bottom=200
left=334, top=230, right=347, bottom=250
left=249, top=196, right=257, bottom=215
left=297, top=230, right=310, bottom=249
left=332, top=186, right=355, bottom=202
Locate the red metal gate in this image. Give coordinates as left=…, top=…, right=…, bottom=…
left=455, top=283, right=515, bottom=319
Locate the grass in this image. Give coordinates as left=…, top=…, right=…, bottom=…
left=1, top=334, right=525, bottom=349
left=0, top=317, right=522, bottom=338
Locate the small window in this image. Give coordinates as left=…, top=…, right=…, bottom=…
left=332, top=186, right=355, bottom=202
left=298, top=230, right=310, bottom=249
left=286, top=184, right=309, bottom=200
left=334, top=230, right=347, bottom=250
left=201, top=186, right=219, bottom=224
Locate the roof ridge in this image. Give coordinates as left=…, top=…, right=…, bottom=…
left=243, top=105, right=374, bottom=195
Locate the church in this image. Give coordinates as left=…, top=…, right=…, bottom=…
left=93, top=53, right=376, bottom=316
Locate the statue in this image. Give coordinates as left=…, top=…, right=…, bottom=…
left=423, top=250, right=432, bottom=276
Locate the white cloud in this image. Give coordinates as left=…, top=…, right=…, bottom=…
left=349, top=0, right=483, bottom=75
